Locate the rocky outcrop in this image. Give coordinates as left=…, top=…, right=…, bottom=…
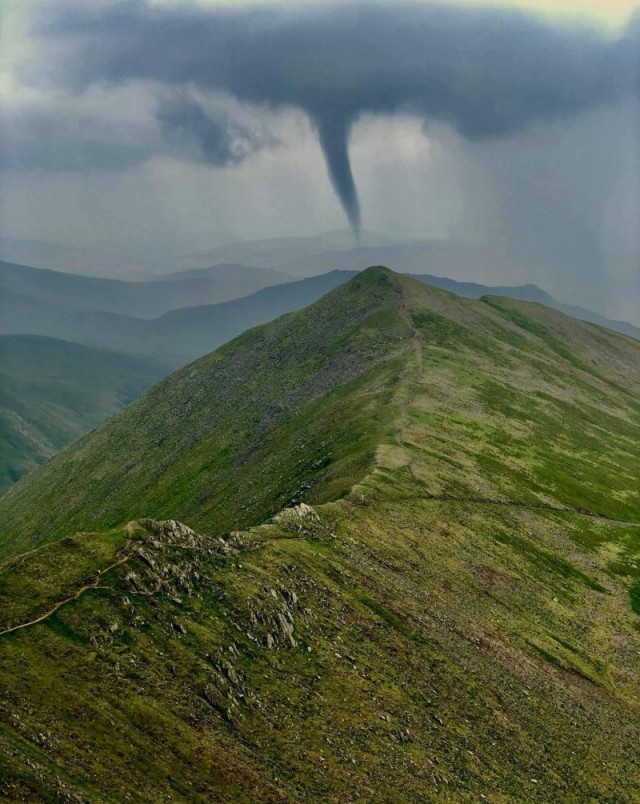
left=124, top=518, right=230, bottom=601
left=253, top=586, right=299, bottom=649
left=270, top=502, right=336, bottom=540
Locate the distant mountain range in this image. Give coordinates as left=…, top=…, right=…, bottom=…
left=272, top=242, right=522, bottom=279
left=170, top=228, right=400, bottom=271
left=2, top=264, right=637, bottom=366
left=0, top=259, right=290, bottom=319
left=0, top=237, right=150, bottom=279
left=0, top=271, right=350, bottom=360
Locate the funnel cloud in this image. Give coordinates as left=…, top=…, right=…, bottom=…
left=21, top=2, right=640, bottom=232
left=314, top=114, right=361, bottom=235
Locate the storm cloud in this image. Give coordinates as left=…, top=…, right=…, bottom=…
left=0, top=93, right=277, bottom=173
left=156, top=92, right=278, bottom=168
left=25, top=1, right=640, bottom=231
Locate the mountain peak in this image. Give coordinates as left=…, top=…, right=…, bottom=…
left=344, top=264, right=404, bottom=294
left=358, top=264, right=395, bottom=278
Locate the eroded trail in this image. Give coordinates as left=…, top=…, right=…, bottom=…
left=398, top=294, right=422, bottom=366
left=0, top=528, right=137, bottom=639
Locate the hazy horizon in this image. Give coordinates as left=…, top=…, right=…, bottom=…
left=1, top=0, right=638, bottom=321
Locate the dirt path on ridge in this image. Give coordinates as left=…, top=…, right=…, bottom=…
left=0, top=525, right=141, bottom=639
left=398, top=295, right=422, bottom=365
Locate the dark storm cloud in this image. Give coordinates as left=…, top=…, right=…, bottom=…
left=28, top=1, right=638, bottom=231
left=0, top=95, right=276, bottom=173
left=156, top=92, right=278, bottom=168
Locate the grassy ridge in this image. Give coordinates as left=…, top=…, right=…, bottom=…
left=0, top=267, right=639, bottom=799
left=0, top=501, right=638, bottom=799
left=0, top=269, right=412, bottom=560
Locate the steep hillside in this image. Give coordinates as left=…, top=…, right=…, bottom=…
left=0, top=336, right=171, bottom=491
left=151, top=270, right=354, bottom=358
left=0, top=268, right=639, bottom=801
left=0, top=269, right=410, bottom=558
left=0, top=260, right=288, bottom=319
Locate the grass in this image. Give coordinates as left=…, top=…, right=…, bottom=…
left=0, top=335, right=170, bottom=492
left=0, top=268, right=639, bottom=800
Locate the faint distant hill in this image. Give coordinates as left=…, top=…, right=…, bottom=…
left=0, top=238, right=148, bottom=279
left=176, top=233, right=521, bottom=289
left=272, top=241, right=522, bottom=279
left=0, top=259, right=290, bottom=319
left=0, top=287, right=151, bottom=354
left=173, top=229, right=400, bottom=271
left=148, top=262, right=290, bottom=285
left=545, top=300, right=640, bottom=342
left=0, top=272, right=353, bottom=361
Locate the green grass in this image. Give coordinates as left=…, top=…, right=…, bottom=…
left=0, top=335, right=171, bottom=492
left=0, top=271, right=411, bottom=560
left=491, top=529, right=607, bottom=593
left=0, top=268, right=639, bottom=800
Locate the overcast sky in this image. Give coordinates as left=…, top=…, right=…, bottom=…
left=0, top=0, right=638, bottom=320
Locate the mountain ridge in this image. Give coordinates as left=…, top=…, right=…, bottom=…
left=2, top=265, right=637, bottom=372
left=0, top=267, right=639, bottom=800
left=1, top=266, right=638, bottom=556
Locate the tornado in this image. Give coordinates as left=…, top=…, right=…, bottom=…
left=314, top=114, right=361, bottom=237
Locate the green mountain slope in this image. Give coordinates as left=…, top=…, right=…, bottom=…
left=412, top=273, right=640, bottom=340
left=0, top=336, right=171, bottom=492
left=0, top=268, right=639, bottom=801
left=0, top=269, right=410, bottom=558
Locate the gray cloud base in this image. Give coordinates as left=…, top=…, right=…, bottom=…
left=24, top=1, right=640, bottom=230
left=0, top=104, right=154, bottom=172
left=0, top=94, right=277, bottom=173
left=156, top=92, right=278, bottom=168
